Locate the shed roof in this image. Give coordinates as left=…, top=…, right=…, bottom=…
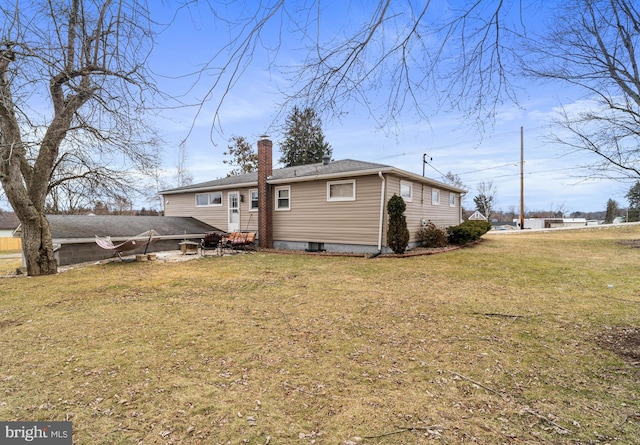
left=0, top=212, right=20, bottom=230
left=15, top=215, right=218, bottom=240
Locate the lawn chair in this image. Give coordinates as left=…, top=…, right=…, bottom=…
left=200, top=231, right=226, bottom=256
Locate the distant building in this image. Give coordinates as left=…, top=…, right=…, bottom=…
left=0, top=212, right=20, bottom=237
left=468, top=211, right=487, bottom=221
left=514, top=218, right=597, bottom=230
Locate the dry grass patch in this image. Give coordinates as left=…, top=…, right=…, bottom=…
left=0, top=251, right=21, bottom=276
left=1, top=226, right=640, bottom=444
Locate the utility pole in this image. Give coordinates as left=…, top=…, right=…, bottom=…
left=422, top=153, right=432, bottom=177
left=520, top=126, right=525, bottom=230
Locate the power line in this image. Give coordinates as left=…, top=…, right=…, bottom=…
left=463, top=165, right=589, bottom=185
left=372, top=124, right=553, bottom=162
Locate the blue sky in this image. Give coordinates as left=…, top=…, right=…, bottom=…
left=146, top=1, right=633, bottom=215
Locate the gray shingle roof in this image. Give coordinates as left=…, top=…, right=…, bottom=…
left=0, top=212, right=20, bottom=230
left=161, top=159, right=391, bottom=193
left=45, top=215, right=219, bottom=239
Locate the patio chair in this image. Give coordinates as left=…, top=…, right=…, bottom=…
left=200, top=231, right=226, bottom=256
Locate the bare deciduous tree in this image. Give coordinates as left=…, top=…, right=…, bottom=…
left=196, top=1, right=639, bottom=180
left=0, top=0, right=160, bottom=275
left=175, top=143, right=194, bottom=187
left=442, top=171, right=467, bottom=191
left=473, top=181, right=497, bottom=220
left=529, top=0, right=640, bottom=181
left=193, top=0, right=525, bottom=131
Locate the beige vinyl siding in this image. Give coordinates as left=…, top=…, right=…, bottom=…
left=163, top=188, right=259, bottom=232
left=386, top=176, right=460, bottom=243
left=272, top=175, right=383, bottom=245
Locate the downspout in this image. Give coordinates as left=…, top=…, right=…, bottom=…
left=377, top=171, right=386, bottom=252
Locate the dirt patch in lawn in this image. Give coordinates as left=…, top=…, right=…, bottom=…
left=620, top=239, right=640, bottom=248
left=596, top=326, right=640, bottom=367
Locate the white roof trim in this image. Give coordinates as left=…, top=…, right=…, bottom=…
left=268, top=167, right=466, bottom=193
left=163, top=167, right=467, bottom=194
left=160, top=181, right=258, bottom=195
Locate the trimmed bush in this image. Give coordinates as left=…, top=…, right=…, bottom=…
left=387, top=194, right=410, bottom=254
left=447, top=220, right=492, bottom=245
left=416, top=222, right=448, bottom=248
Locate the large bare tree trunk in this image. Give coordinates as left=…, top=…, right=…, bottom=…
left=20, top=212, right=57, bottom=276
left=1, top=46, right=60, bottom=275
left=1, top=1, right=158, bottom=275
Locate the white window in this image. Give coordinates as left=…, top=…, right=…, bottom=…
left=400, top=181, right=413, bottom=202
left=195, top=192, right=222, bottom=207
left=275, top=186, right=290, bottom=210
left=250, top=189, right=259, bottom=211
left=449, top=193, right=456, bottom=207
left=327, top=180, right=356, bottom=201
left=432, top=188, right=440, bottom=205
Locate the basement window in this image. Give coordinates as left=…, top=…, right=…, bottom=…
left=306, top=242, right=325, bottom=252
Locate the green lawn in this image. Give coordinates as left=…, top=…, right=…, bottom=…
left=1, top=226, right=639, bottom=444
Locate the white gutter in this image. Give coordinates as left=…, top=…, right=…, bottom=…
left=267, top=166, right=466, bottom=193
left=160, top=167, right=466, bottom=195
left=378, top=171, right=386, bottom=252
left=160, top=181, right=258, bottom=195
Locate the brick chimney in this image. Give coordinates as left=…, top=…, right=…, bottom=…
left=257, top=135, right=273, bottom=248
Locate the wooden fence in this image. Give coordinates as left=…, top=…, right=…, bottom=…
left=0, top=237, right=22, bottom=251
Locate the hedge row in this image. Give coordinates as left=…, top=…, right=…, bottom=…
left=446, top=220, right=492, bottom=245
left=416, top=220, right=491, bottom=247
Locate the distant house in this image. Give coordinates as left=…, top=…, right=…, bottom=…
left=13, top=215, right=217, bottom=266
left=467, top=211, right=487, bottom=221
left=160, top=137, right=465, bottom=254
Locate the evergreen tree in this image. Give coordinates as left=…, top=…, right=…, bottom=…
left=279, top=106, right=332, bottom=167
left=626, top=181, right=640, bottom=222
left=387, top=194, right=410, bottom=254
left=223, top=136, right=258, bottom=176
left=604, top=198, right=619, bottom=224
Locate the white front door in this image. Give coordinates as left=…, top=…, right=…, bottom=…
left=228, top=191, right=240, bottom=232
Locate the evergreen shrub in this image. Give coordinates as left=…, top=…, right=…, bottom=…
left=387, top=194, right=410, bottom=254
left=447, top=220, right=492, bottom=245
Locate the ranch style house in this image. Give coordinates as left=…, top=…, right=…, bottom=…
left=160, top=137, right=466, bottom=254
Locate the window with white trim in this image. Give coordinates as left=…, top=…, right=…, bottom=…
left=449, top=193, right=456, bottom=207
left=327, top=180, right=356, bottom=201
left=249, top=189, right=259, bottom=211
left=400, top=180, right=413, bottom=202
left=275, top=186, right=290, bottom=210
left=432, top=188, right=440, bottom=205
left=195, top=192, right=222, bottom=207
